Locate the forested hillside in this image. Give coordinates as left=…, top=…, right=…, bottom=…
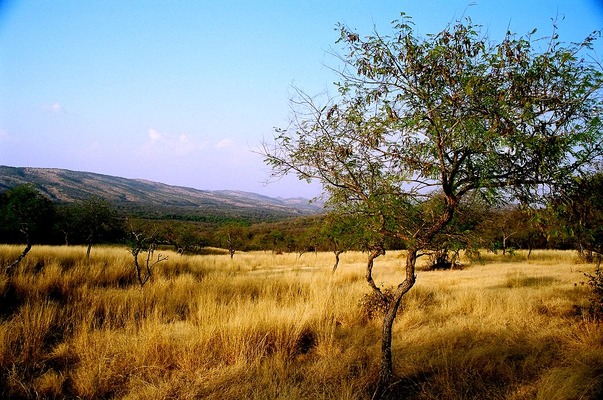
left=0, top=166, right=322, bottom=222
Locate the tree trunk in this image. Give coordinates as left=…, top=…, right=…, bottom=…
left=366, top=245, right=385, bottom=295
left=6, top=229, right=32, bottom=274
left=502, top=236, right=507, bottom=255
left=332, top=250, right=343, bottom=273
left=6, top=242, right=32, bottom=274
left=227, top=233, right=235, bottom=259
left=86, top=235, right=93, bottom=259
left=374, top=248, right=418, bottom=399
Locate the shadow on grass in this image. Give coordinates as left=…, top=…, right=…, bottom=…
left=384, top=326, right=564, bottom=399
left=501, top=272, right=559, bottom=288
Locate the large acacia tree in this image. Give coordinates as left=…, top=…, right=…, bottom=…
left=263, top=14, right=603, bottom=397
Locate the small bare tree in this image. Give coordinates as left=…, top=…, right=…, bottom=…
left=127, top=219, right=168, bottom=287
left=218, top=222, right=245, bottom=259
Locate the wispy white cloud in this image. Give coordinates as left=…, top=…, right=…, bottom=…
left=142, top=128, right=209, bottom=157
left=143, top=129, right=245, bottom=157
left=148, top=128, right=161, bottom=143
left=214, top=138, right=234, bottom=149
left=42, top=102, right=67, bottom=114
left=127, top=128, right=290, bottom=192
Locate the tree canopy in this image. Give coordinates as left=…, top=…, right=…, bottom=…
left=548, top=170, right=603, bottom=262
left=0, top=184, right=55, bottom=245
left=0, top=184, right=56, bottom=272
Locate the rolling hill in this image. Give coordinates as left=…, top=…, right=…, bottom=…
left=0, top=166, right=324, bottom=222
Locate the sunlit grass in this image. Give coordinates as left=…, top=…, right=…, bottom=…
left=0, top=245, right=601, bottom=399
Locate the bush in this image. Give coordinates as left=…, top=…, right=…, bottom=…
left=427, top=249, right=461, bottom=270
left=585, top=267, right=603, bottom=322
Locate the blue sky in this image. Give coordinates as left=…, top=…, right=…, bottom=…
left=1, top=1, right=602, bottom=198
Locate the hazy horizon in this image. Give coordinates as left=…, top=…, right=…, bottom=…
left=1, top=1, right=602, bottom=198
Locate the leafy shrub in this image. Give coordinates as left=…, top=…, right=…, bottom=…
left=427, top=249, right=461, bottom=270
left=585, top=267, right=603, bottom=322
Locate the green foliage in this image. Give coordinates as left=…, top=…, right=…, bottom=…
left=320, top=212, right=380, bottom=252
left=216, top=222, right=248, bottom=258
left=424, top=194, right=489, bottom=268
left=475, top=205, right=546, bottom=256
left=0, top=184, right=56, bottom=243
left=265, top=15, right=603, bottom=254
left=547, top=171, right=603, bottom=258
left=74, top=197, right=123, bottom=245
left=584, top=267, right=603, bottom=321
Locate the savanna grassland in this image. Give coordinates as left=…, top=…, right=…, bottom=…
left=0, top=245, right=602, bottom=399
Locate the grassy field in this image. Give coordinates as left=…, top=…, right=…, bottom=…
left=0, top=245, right=601, bottom=399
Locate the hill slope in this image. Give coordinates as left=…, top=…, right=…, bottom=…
left=0, top=166, right=323, bottom=221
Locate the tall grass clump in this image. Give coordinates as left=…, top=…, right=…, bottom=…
left=0, top=245, right=602, bottom=399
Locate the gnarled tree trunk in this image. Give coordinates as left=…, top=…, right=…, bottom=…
left=332, top=249, right=344, bottom=273
left=373, top=248, right=417, bottom=399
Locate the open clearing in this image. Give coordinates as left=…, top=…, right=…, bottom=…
left=0, top=246, right=601, bottom=399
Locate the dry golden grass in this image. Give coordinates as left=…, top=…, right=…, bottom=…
left=0, top=245, right=601, bottom=399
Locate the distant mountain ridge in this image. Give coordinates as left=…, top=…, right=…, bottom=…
left=0, top=166, right=323, bottom=221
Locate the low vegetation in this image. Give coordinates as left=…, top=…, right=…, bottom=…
left=1, top=245, right=601, bottom=399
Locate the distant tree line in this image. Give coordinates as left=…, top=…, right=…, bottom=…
left=1, top=175, right=603, bottom=264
